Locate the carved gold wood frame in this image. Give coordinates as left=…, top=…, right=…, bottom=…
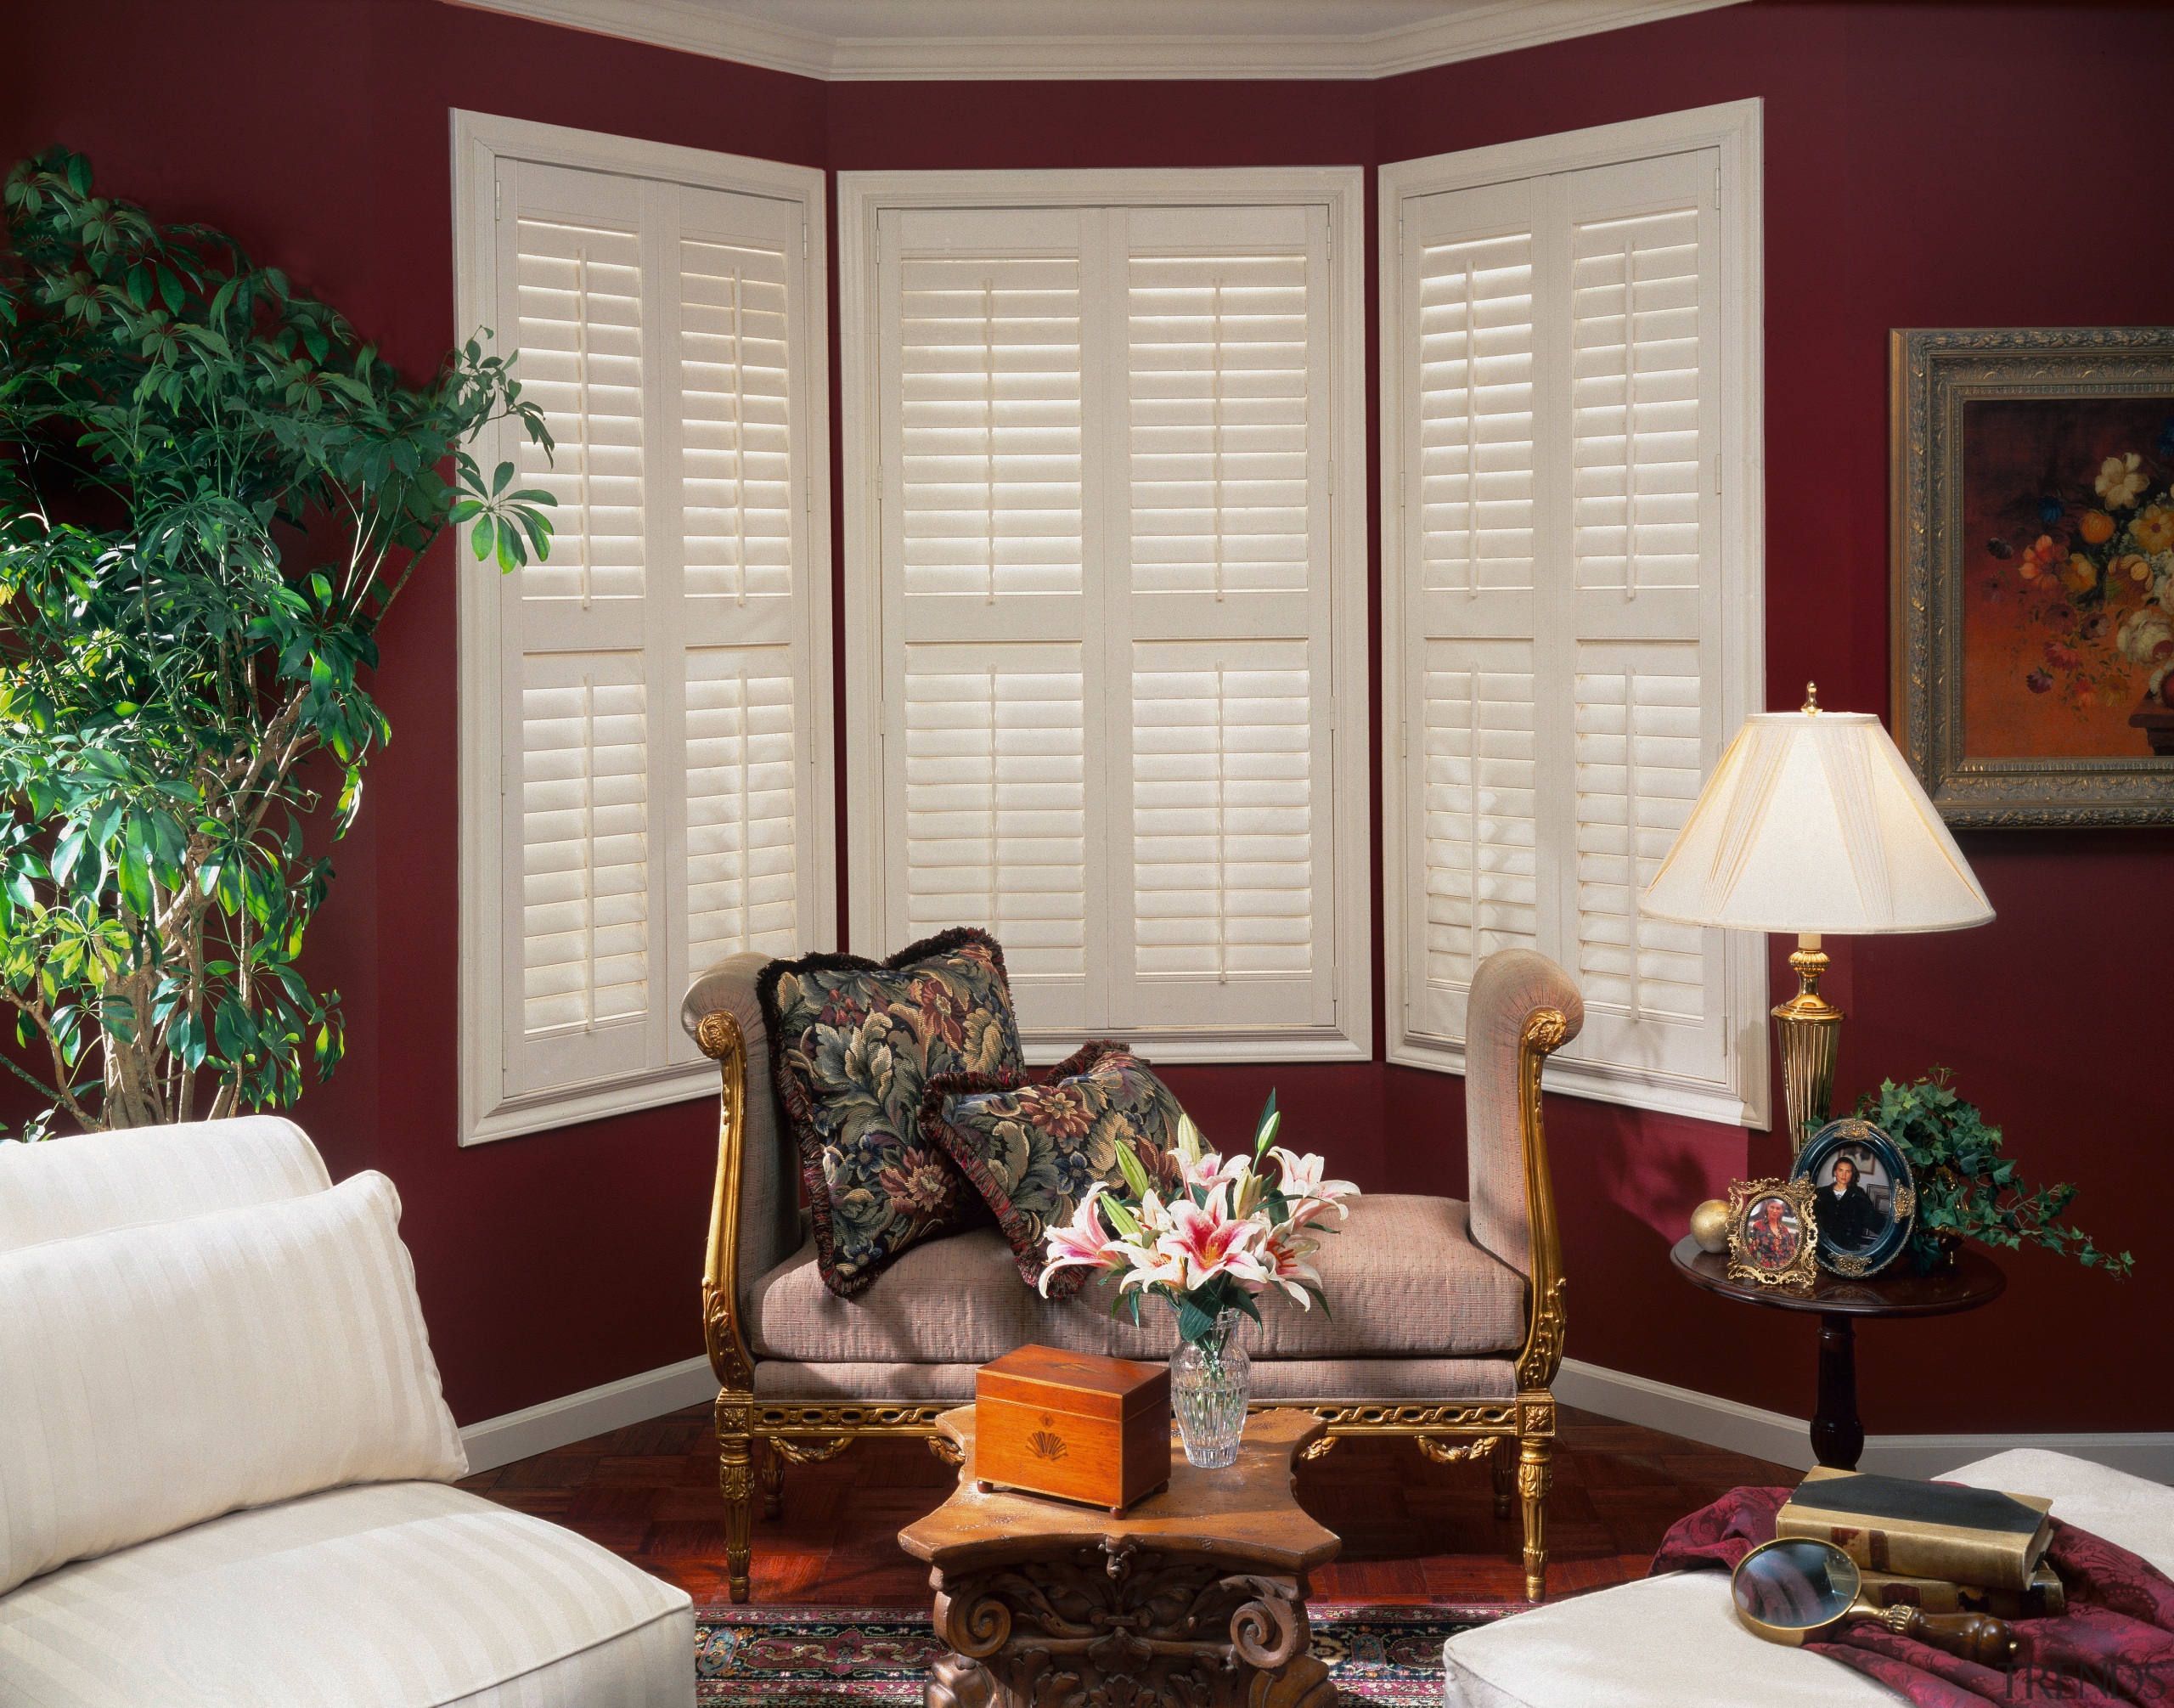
left=1725, top=1176, right=1821, bottom=1290
left=696, top=1005, right=1573, bottom=1604
left=1890, top=325, right=2174, bottom=826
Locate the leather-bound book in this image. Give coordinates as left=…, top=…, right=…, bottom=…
left=1776, top=1468, right=2054, bottom=1592
left=1857, top=1560, right=2066, bottom=1619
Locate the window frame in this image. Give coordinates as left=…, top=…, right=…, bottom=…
left=453, top=110, right=836, bottom=1146
left=836, top=167, right=1371, bottom=1064
left=1377, top=101, right=1770, bottom=1129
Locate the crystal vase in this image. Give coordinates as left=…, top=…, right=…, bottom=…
left=1169, top=1308, right=1251, bottom=1468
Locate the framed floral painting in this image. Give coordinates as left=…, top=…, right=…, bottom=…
left=1891, top=327, right=2174, bottom=826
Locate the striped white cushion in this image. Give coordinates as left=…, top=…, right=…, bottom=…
left=0, top=1117, right=330, bottom=1254
left=0, top=1171, right=465, bottom=1597
left=0, top=1480, right=694, bottom=1708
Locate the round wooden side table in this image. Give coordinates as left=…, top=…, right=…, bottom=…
left=1669, top=1235, right=2006, bottom=1469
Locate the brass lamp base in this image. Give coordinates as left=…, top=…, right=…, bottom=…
left=1774, top=933, right=1843, bottom=1158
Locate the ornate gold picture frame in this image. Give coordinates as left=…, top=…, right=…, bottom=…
left=1794, top=1118, right=1915, bottom=1279
left=1726, top=1177, right=1820, bottom=1289
left=1890, top=326, right=2174, bottom=827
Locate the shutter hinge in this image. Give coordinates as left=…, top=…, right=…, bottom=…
left=802, top=221, right=808, bottom=258
left=1400, top=720, right=1409, bottom=759
left=500, top=753, right=508, bottom=796
left=874, top=219, right=881, bottom=262
left=1326, top=459, right=1333, bottom=497
left=1715, top=454, right=1722, bottom=496
left=494, top=178, right=503, bottom=221
left=1715, top=166, right=1721, bottom=209
left=1328, top=696, right=1338, bottom=736
left=805, top=473, right=813, bottom=514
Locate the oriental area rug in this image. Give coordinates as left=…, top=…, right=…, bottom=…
left=695, top=1603, right=1516, bottom=1705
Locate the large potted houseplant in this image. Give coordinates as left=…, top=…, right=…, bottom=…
left=0, top=148, right=554, bottom=1136
left=1856, top=1072, right=2134, bottom=1278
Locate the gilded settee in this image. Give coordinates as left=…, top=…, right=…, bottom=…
left=684, top=948, right=1581, bottom=1604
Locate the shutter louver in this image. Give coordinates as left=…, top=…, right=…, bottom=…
left=1573, top=644, right=1705, bottom=1023
left=513, top=217, right=645, bottom=605
left=1128, top=255, right=1309, bottom=597
left=903, top=645, right=1086, bottom=981
left=1419, top=233, right=1535, bottom=595
left=1130, top=641, right=1312, bottom=984
left=521, top=653, right=649, bottom=1040
left=899, top=256, right=1084, bottom=602
left=1422, top=640, right=1539, bottom=993
left=680, top=240, right=793, bottom=603
left=1571, top=209, right=1703, bottom=599
left=685, top=648, right=798, bottom=961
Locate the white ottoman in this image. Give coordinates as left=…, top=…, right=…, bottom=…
left=1441, top=1451, right=2174, bottom=1708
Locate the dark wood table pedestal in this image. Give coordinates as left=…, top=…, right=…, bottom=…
left=1814, top=1315, right=1861, bottom=1469
left=1670, top=1236, right=2005, bottom=1471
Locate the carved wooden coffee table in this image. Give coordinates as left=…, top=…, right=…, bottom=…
left=899, top=1406, right=1340, bottom=1708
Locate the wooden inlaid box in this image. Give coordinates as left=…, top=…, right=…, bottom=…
left=974, top=1345, right=1171, bottom=1515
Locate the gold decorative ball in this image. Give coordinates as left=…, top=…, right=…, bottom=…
left=1689, top=1199, right=1732, bottom=1254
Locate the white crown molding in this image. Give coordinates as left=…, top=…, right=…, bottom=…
left=444, top=0, right=1744, bottom=82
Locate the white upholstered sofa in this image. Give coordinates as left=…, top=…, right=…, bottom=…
left=0, top=1117, right=693, bottom=1708
left=682, top=944, right=1586, bottom=1605
left=1439, top=1447, right=2174, bottom=1707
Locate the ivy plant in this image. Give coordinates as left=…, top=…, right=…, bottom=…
left=1857, top=1071, right=2134, bottom=1277
left=0, top=147, right=553, bottom=1136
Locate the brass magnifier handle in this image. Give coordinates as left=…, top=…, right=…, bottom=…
left=1863, top=1604, right=2016, bottom=1667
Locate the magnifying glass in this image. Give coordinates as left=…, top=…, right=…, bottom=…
left=1730, top=1538, right=2019, bottom=1667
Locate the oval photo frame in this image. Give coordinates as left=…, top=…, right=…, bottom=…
left=1793, top=1119, right=1915, bottom=1277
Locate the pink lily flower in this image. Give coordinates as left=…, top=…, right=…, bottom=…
left=1036, top=1186, right=1129, bottom=1297
left=1150, top=1181, right=1273, bottom=1294
left=1262, top=1228, right=1325, bottom=1307
left=1270, top=1146, right=1357, bottom=1227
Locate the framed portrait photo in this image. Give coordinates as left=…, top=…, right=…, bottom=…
left=1725, top=1178, right=1820, bottom=1289
left=1890, top=326, right=2174, bottom=826
left=1793, top=1119, right=1915, bottom=1278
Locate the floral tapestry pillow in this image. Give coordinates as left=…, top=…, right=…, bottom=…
left=758, top=927, right=1022, bottom=1298
left=920, top=1040, right=1186, bottom=1297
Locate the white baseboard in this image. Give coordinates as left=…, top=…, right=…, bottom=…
left=456, top=1350, right=2173, bottom=1485
left=459, top=1354, right=718, bottom=1474
left=1557, top=1357, right=2174, bottom=1485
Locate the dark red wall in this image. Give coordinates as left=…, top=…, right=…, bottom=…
left=9, top=1, right=2166, bottom=1435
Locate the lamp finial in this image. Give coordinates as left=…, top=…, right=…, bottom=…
left=1802, top=681, right=1819, bottom=715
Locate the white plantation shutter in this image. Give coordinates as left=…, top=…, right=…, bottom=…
left=460, top=119, right=830, bottom=1141
left=1384, top=116, right=1764, bottom=1126
left=858, top=184, right=1360, bottom=1058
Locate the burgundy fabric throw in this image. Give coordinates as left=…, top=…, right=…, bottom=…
left=1649, top=1486, right=2174, bottom=1705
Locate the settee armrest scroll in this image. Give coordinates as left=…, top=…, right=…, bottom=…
left=683, top=951, right=799, bottom=1388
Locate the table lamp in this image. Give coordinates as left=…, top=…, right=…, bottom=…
left=1641, top=685, right=1994, bottom=1155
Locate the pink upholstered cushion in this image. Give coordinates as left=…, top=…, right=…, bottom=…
left=748, top=1193, right=1526, bottom=1365
left=1463, top=950, right=1583, bottom=1278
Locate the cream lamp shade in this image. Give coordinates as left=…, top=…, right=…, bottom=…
left=1641, top=709, right=1991, bottom=934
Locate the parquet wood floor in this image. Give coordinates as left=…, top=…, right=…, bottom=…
left=460, top=1403, right=1794, bottom=1608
